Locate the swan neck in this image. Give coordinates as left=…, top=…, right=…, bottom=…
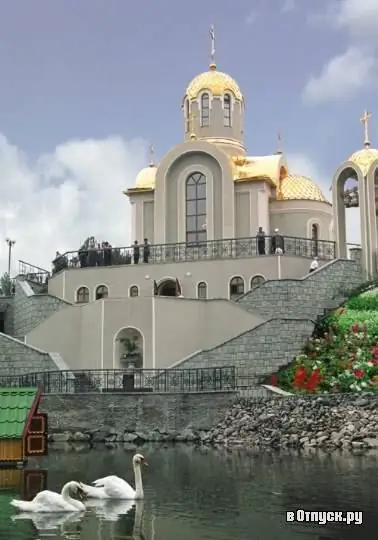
left=133, top=463, right=144, bottom=498
left=61, top=482, right=73, bottom=500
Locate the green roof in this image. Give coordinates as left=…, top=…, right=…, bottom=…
left=0, top=388, right=39, bottom=439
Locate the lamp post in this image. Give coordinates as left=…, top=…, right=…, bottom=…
left=5, top=238, right=16, bottom=276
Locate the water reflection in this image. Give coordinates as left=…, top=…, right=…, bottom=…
left=4, top=445, right=378, bottom=539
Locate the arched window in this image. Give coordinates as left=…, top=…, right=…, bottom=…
left=185, top=100, right=190, bottom=133
left=250, top=275, right=266, bottom=290
left=311, top=224, right=319, bottom=257
left=76, top=286, right=89, bottom=304
left=197, top=281, right=207, bottom=299
left=201, top=93, right=210, bottom=127
left=95, top=285, right=108, bottom=300
left=224, top=94, right=231, bottom=127
left=185, top=172, right=207, bottom=244
left=229, top=276, right=244, bottom=298
left=129, top=285, right=139, bottom=297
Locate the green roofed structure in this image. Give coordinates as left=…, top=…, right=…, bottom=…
left=0, top=388, right=48, bottom=467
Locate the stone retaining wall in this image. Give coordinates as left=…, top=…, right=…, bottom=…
left=41, top=391, right=236, bottom=443
left=0, top=333, right=58, bottom=375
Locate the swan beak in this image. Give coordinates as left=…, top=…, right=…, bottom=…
left=143, top=461, right=148, bottom=467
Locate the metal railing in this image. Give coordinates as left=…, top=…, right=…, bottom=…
left=51, top=235, right=336, bottom=274
left=0, top=367, right=237, bottom=394
left=18, top=260, right=51, bottom=287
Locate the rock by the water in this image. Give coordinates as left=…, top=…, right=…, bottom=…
left=206, top=393, right=378, bottom=450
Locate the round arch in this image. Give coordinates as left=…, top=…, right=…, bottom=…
left=75, top=285, right=89, bottom=304
left=156, top=277, right=181, bottom=297
left=229, top=275, right=245, bottom=299
left=250, top=274, right=266, bottom=290
left=94, top=284, right=109, bottom=301
left=113, top=326, right=144, bottom=370
left=332, top=161, right=364, bottom=259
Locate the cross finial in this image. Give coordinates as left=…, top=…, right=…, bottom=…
left=149, top=144, right=155, bottom=166
left=209, top=25, right=216, bottom=69
left=360, top=109, right=371, bottom=148
left=277, top=131, right=283, bottom=154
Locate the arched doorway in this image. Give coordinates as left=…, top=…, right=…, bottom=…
left=157, top=278, right=180, bottom=297
left=114, top=327, right=144, bottom=370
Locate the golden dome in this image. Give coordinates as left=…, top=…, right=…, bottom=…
left=348, top=146, right=378, bottom=176
left=185, top=64, right=243, bottom=102
left=231, top=154, right=287, bottom=187
left=279, top=174, right=328, bottom=203
left=135, top=164, right=156, bottom=189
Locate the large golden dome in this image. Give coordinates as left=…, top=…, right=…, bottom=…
left=185, top=64, right=243, bottom=102
left=279, top=174, right=328, bottom=203
left=135, top=164, right=156, bottom=189
left=348, top=147, right=378, bottom=176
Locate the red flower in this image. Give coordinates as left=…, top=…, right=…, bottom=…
left=372, top=346, right=378, bottom=356
left=351, top=324, right=359, bottom=333
left=372, top=359, right=378, bottom=366
left=292, top=366, right=307, bottom=388
left=354, top=369, right=365, bottom=378
left=270, top=374, right=278, bottom=386
left=305, top=369, right=321, bottom=391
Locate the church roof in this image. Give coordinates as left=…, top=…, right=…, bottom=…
left=278, top=174, right=328, bottom=203
left=184, top=64, right=243, bottom=102
left=135, top=164, right=157, bottom=189
left=348, top=147, right=378, bottom=177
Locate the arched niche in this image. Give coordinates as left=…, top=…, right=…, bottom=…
left=114, top=327, right=144, bottom=370
left=156, top=278, right=181, bottom=297
left=332, top=162, right=364, bottom=259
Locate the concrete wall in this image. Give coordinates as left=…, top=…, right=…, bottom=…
left=270, top=199, right=333, bottom=240
left=13, top=280, right=70, bottom=339
left=26, top=296, right=263, bottom=371
left=0, top=333, right=58, bottom=376
left=48, top=255, right=316, bottom=303
left=40, top=392, right=235, bottom=433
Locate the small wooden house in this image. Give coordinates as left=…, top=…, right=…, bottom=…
left=0, top=387, right=48, bottom=468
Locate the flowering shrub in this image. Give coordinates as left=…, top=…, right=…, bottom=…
left=277, top=292, right=378, bottom=394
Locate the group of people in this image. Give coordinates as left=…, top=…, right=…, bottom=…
left=256, top=227, right=285, bottom=255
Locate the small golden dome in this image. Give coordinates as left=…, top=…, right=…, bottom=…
left=279, top=174, right=328, bottom=203
left=185, top=65, right=243, bottom=102
left=348, top=147, right=378, bottom=176
left=135, top=164, right=156, bottom=189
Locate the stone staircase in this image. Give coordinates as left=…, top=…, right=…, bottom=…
left=171, top=258, right=364, bottom=396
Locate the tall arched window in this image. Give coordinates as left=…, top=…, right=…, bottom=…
left=186, top=172, right=207, bottom=244
left=224, top=94, right=231, bottom=127
left=311, top=224, right=319, bottom=257
left=197, top=281, right=207, bottom=299
left=201, top=93, right=210, bottom=127
left=185, top=100, right=190, bottom=132
left=76, top=286, right=89, bottom=304
left=229, top=276, right=245, bottom=298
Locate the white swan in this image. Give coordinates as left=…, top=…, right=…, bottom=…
left=80, top=453, right=147, bottom=499
left=10, top=481, right=87, bottom=512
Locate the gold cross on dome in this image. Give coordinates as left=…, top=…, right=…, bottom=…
left=209, top=24, right=216, bottom=66
left=149, top=144, right=155, bottom=166
left=277, top=131, right=283, bottom=154
left=360, top=109, right=371, bottom=147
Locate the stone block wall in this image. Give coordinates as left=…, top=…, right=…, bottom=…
left=13, top=280, right=70, bottom=339
left=40, top=392, right=236, bottom=434
left=174, top=318, right=314, bottom=377
left=0, top=333, right=58, bottom=376
left=237, top=259, right=363, bottom=320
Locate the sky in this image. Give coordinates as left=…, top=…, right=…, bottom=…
left=0, top=0, right=375, bottom=275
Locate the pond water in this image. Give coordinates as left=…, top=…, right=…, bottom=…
left=1, top=444, right=377, bottom=539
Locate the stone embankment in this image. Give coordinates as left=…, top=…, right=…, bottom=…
left=48, top=394, right=378, bottom=451
left=207, top=394, right=378, bottom=450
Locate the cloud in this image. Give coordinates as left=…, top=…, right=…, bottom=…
left=302, top=46, right=377, bottom=104
left=0, top=134, right=147, bottom=276
left=281, top=0, right=295, bottom=13
left=245, top=10, right=258, bottom=25
left=302, top=0, right=378, bottom=103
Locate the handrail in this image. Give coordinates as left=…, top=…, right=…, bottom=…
left=51, top=235, right=336, bottom=274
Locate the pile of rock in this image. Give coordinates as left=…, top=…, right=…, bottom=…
left=207, top=394, right=378, bottom=450
left=48, top=427, right=207, bottom=445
